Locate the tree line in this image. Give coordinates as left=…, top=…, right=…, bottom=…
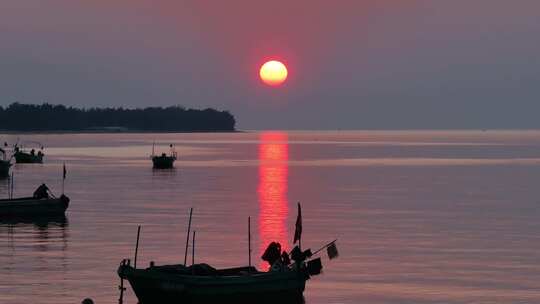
left=0, top=103, right=236, bottom=131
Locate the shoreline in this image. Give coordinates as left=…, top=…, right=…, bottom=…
left=0, top=129, right=242, bottom=134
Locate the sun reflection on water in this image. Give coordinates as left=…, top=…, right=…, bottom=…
left=258, top=132, right=289, bottom=270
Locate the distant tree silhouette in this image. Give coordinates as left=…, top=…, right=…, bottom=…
left=0, top=103, right=236, bottom=131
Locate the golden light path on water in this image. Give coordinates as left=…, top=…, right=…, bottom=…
left=258, top=132, right=289, bottom=270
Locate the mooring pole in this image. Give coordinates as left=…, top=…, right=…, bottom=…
left=134, top=225, right=141, bottom=269
left=184, top=208, right=193, bottom=266
left=248, top=216, right=252, bottom=268
left=192, top=230, right=196, bottom=266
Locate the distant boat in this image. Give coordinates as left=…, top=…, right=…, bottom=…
left=0, top=195, right=69, bottom=217
left=13, top=142, right=44, bottom=164
left=0, top=184, right=69, bottom=217
left=151, top=143, right=177, bottom=169
left=14, top=150, right=44, bottom=163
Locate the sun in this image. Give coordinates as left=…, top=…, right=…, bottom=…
left=259, top=60, right=288, bottom=86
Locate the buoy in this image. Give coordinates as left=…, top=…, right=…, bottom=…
left=82, top=298, right=94, bottom=304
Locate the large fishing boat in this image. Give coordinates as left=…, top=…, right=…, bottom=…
left=118, top=261, right=313, bottom=304
left=117, top=205, right=338, bottom=304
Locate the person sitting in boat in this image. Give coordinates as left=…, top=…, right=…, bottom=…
left=261, top=242, right=291, bottom=272
left=262, top=242, right=281, bottom=266
left=33, top=183, right=50, bottom=199
left=30, top=149, right=35, bottom=156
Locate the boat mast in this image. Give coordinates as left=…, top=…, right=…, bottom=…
left=192, top=230, right=196, bottom=266
left=134, top=226, right=141, bottom=269
left=248, top=216, right=252, bottom=268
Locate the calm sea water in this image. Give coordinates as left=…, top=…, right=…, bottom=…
left=1, top=131, right=540, bottom=304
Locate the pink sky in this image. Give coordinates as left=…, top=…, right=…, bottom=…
left=1, top=1, right=539, bottom=129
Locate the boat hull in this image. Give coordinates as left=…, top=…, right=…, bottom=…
left=152, top=156, right=175, bottom=169
left=0, top=195, right=69, bottom=217
left=0, top=214, right=67, bottom=227
left=14, top=152, right=43, bottom=164
left=0, top=160, right=10, bottom=178
left=119, top=264, right=307, bottom=304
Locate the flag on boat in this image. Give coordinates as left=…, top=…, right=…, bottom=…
left=63, top=162, right=67, bottom=180
left=307, top=257, right=323, bottom=275
left=294, top=202, right=302, bottom=244
left=327, top=241, right=339, bottom=260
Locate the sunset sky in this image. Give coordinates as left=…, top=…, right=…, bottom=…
left=1, top=1, right=539, bottom=129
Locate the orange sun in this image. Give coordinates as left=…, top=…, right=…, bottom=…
left=259, top=60, right=288, bottom=86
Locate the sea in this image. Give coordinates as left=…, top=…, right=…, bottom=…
left=1, top=130, right=540, bottom=304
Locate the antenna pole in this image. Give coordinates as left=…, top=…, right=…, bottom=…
left=248, top=216, right=252, bottom=268
left=184, top=208, right=193, bottom=266
left=134, top=226, right=141, bottom=269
